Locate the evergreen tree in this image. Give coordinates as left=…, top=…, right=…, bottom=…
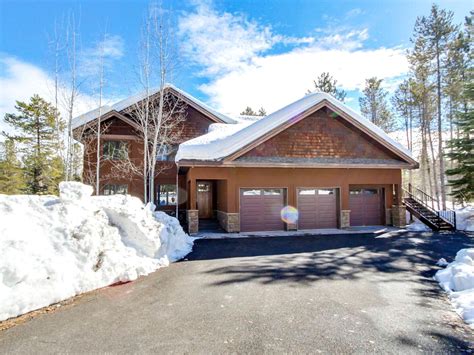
left=3, top=95, right=65, bottom=194
left=413, top=4, right=458, bottom=208
left=307, top=72, right=346, bottom=102
left=446, top=69, right=474, bottom=204
left=0, top=138, right=26, bottom=194
left=240, top=106, right=257, bottom=116
left=257, top=107, right=267, bottom=116
left=359, top=77, right=395, bottom=132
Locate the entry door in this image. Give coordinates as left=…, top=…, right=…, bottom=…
left=197, top=181, right=213, bottom=219
left=349, top=188, right=383, bottom=226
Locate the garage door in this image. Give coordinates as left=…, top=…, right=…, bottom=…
left=297, top=188, right=338, bottom=229
left=240, top=188, right=285, bottom=232
left=349, top=188, right=382, bottom=226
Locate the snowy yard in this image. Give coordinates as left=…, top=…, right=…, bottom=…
left=0, top=182, right=194, bottom=322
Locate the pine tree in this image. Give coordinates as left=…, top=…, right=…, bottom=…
left=3, top=95, right=65, bottom=195
left=240, top=106, right=257, bottom=116
left=257, top=107, right=267, bottom=116
left=446, top=69, right=474, bottom=204
left=307, top=72, right=346, bottom=102
left=359, top=77, right=395, bottom=132
left=413, top=4, right=457, bottom=209
left=0, top=138, right=26, bottom=194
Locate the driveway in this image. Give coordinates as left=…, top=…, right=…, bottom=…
left=1, top=231, right=473, bottom=353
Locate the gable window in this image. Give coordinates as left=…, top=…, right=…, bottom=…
left=103, top=141, right=128, bottom=160
left=103, top=184, right=128, bottom=195
left=157, top=184, right=177, bottom=206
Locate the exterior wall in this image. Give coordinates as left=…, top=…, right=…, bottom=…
left=186, top=167, right=402, bottom=214
left=79, top=106, right=217, bottom=203
left=240, top=108, right=401, bottom=161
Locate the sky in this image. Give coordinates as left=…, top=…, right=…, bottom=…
left=0, top=0, right=471, bottom=132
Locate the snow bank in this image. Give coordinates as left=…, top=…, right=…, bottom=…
left=435, top=249, right=474, bottom=327
left=455, top=206, right=474, bottom=232
left=0, top=182, right=194, bottom=321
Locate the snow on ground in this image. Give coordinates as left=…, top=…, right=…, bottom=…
left=0, top=182, right=194, bottom=322
left=435, top=249, right=474, bottom=327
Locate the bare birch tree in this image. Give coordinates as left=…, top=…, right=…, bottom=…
left=124, top=2, right=187, bottom=204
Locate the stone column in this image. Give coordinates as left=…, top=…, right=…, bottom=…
left=392, top=205, right=406, bottom=228
left=187, top=209, right=199, bottom=234
left=287, top=223, right=297, bottom=231
left=226, top=213, right=240, bottom=233
left=341, top=210, right=351, bottom=228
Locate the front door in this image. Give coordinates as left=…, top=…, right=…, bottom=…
left=197, top=181, right=213, bottom=219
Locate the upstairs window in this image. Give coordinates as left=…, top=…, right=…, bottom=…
left=103, top=184, right=128, bottom=195
left=157, top=184, right=177, bottom=206
left=103, top=141, right=128, bottom=160
left=156, top=145, right=177, bottom=161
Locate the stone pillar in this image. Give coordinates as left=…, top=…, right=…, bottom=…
left=385, top=208, right=392, bottom=226
left=187, top=209, right=199, bottom=234
left=216, top=211, right=240, bottom=232
left=392, top=205, right=406, bottom=228
left=287, top=223, right=297, bottom=231
left=341, top=210, right=351, bottom=228
left=226, top=213, right=240, bottom=233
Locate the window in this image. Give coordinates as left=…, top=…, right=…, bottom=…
left=264, top=189, right=282, bottom=195
left=318, top=189, right=335, bottom=195
left=242, top=189, right=262, bottom=196
left=156, top=145, right=177, bottom=161
left=103, top=184, right=128, bottom=195
left=364, top=189, right=379, bottom=195
left=350, top=189, right=363, bottom=195
left=299, top=189, right=316, bottom=195
left=157, top=184, right=177, bottom=206
left=103, top=141, right=128, bottom=160
left=197, top=183, right=210, bottom=192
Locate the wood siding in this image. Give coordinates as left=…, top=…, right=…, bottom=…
left=239, top=108, right=401, bottom=161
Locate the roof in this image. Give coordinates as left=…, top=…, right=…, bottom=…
left=71, top=84, right=235, bottom=130
left=175, top=92, right=417, bottom=166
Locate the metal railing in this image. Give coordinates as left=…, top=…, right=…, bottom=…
left=403, top=183, right=456, bottom=230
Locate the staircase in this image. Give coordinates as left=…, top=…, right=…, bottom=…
left=199, top=219, right=225, bottom=233
left=403, top=184, right=456, bottom=231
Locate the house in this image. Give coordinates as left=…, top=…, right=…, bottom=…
left=72, top=85, right=418, bottom=234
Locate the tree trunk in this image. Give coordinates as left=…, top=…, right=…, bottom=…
left=435, top=46, right=446, bottom=209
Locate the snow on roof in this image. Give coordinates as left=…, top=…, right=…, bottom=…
left=71, top=84, right=234, bottom=130
left=176, top=92, right=416, bottom=164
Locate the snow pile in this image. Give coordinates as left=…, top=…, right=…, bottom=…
left=455, top=206, right=474, bottom=232
left=406, top=218, right=431, bottom=232
left=435, top=249, right=474, bottom=327
left=0, top=182, right=193, bottom=321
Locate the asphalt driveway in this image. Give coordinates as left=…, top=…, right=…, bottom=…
left=1, top=230, right=473, bottom=353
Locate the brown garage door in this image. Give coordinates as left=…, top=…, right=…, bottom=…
left=349, top=188, right=383, bottom=226
left=297, top=188, right=338, bottom=229
left=240, top=188, right=285, bottom=232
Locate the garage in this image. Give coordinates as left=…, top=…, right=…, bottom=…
left=349, top=188, right=383, bottom=226
left=297, top=188, right=338, bottom=229
left=240, top=188, right=285, bottom=232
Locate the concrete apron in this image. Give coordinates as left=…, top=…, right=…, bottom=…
left=196, top=226, right=401, bottom=239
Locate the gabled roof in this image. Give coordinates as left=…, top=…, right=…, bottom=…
left=71, top=84, right=235, bottom=130
left=176, top=92, right=418, bottom=167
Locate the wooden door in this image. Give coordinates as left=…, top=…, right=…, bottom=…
left=197, top=181, right=213, bottom=219
left=349, top=188, right=382, bottom=226
left=240, top=188, right=285, bottom=232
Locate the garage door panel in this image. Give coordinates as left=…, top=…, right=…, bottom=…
left=349, top=189, right=382, bottom=226
left=240, top=188, right=284, bottom=232
left=297, top=188, right=338, bottom=229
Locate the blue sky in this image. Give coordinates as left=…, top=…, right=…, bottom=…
left=0, top=0, right=471, bottom=128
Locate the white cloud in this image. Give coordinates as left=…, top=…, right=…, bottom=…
left=179, top=2, right=409, bottom=116
left=0, top=55, right=109, bottom=135
left=79, top=35, right=125, bottom=77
